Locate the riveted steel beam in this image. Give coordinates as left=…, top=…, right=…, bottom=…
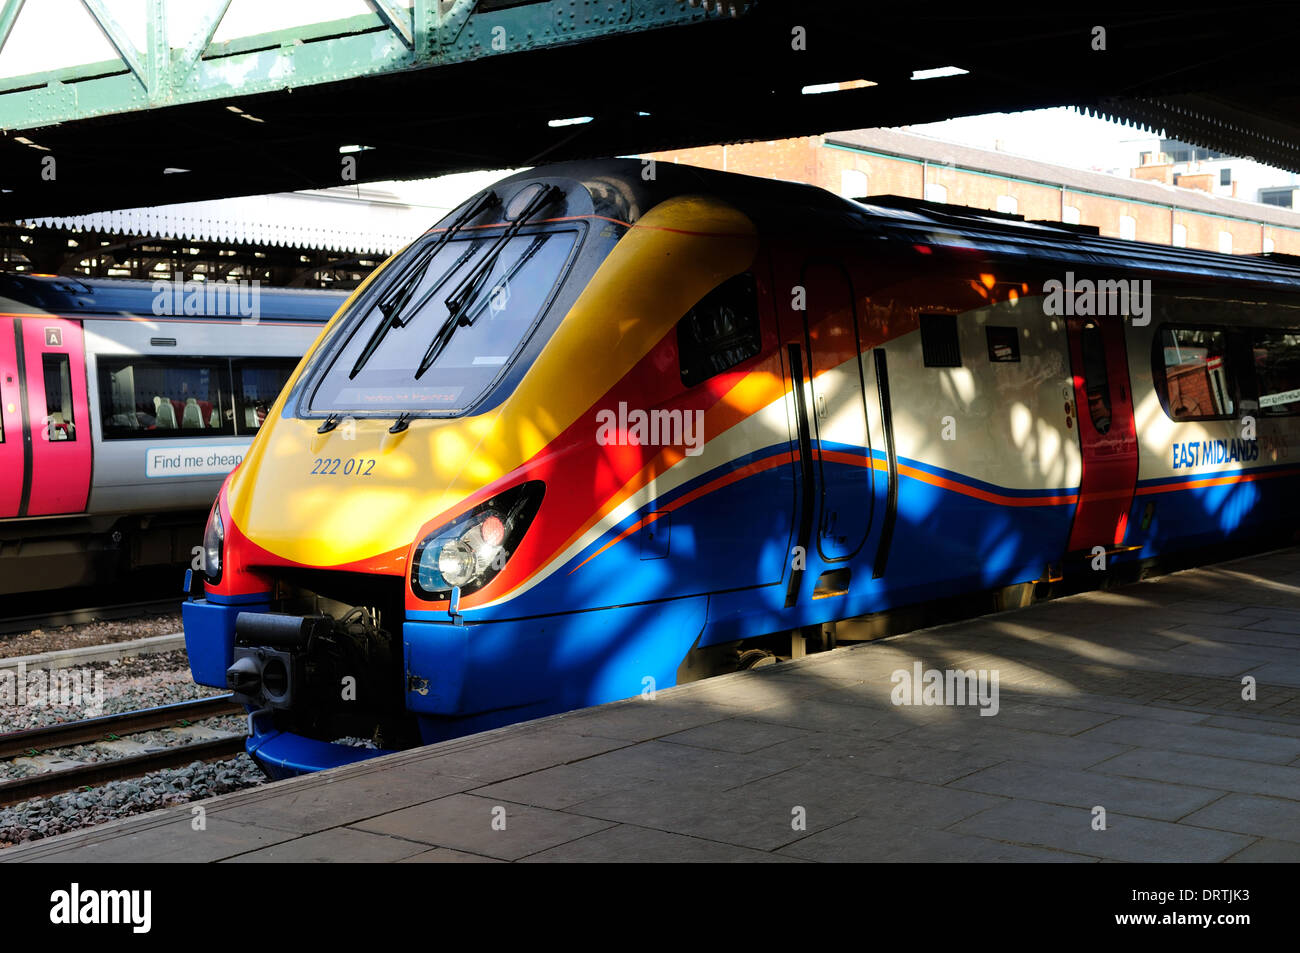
left=80, top=0, right=147, bottom=89
left=0, top=0, right=23, bottom=56
left=0, top=0, right=718, bottom=131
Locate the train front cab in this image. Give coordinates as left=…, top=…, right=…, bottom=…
left=182, top=183, right=1096, bottom=776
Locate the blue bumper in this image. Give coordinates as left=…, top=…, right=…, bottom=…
left=183, top=593, right=708, bottom=775
left=246, top=714, right=393, bottom=780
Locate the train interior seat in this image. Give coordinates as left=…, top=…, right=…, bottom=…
left=182, top=399, right=205, bottom=429
left=153, top=396, right=177, bottom=429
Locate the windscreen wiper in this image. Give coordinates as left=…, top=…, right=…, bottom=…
left=348, top=190, right=498, bottom=380
left=413, top=231, right=551, bottom=380
left=443, top=185, right=558, bottom=321
left=413, top=185, right=560, bottom=380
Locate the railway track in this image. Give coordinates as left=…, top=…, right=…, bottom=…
left=0, top=695, right=245, bottom=807
left=0, top=598, right=181, bottom=637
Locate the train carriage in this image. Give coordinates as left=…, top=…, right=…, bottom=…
left=0, top=275, right=345, bottom=594
left=181, top=159, right=1300, bottom=776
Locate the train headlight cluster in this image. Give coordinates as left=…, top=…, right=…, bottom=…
left=203, top=503, right=225, bottom=584
left=412, top=481, right=545, bottom=600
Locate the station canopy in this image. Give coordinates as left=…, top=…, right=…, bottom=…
left=0, top=1, right=1296, bottom=218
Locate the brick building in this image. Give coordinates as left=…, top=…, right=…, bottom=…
left=645, top=128, right=1300, bottom=256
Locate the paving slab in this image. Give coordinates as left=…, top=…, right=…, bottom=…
left=221, top=827, right=432, bottom=863
left=2, top=547, right=1297, bottom=863
left=949, top=799, right=1255, bottom=863
left=351, top=793, right=616, bottom=861
left=946, top=761, right=1225, bottom=821
left=1178, top=794, right=1300, bottom=843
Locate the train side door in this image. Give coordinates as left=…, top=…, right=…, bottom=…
left=21, top=318, right=92, bottom=516
left=801, top=261, right=874, bottom=560
left=1065, top=314, right=1138, bottom=553
left=0, top=322, right=23, bottom=517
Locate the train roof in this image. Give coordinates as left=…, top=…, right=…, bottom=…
left=488, top=159, right=1300, bottom=296
left=0, top=273, right=347, bottom=322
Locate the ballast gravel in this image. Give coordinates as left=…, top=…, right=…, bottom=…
left=0, top=612, right=182, bottom=659
left=0, top=649, right=225, bottom=732
left=0, top=714, right=247, bottom=781
left=0, top=754, right=266, bottom=848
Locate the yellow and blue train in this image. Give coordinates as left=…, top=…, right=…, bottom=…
left=183, top=159, right=1300, bottom=775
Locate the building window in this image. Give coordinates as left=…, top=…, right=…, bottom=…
left=42, top=353, right=76, bottom=441
left=1264, top=237, right=1276, bottom=254
left=98, top=357, right=235, bottom=439
left=1154, top=327, right=1236, bottom=420
left=1218, top=231, right=1233, bottom=254
left=1119, top=215, right=1136, bottom=240
left=1259, top=188, right=1293, bottom=208
left=1062, top=205, right=1081, bottom=225
left=996, top=195, right=1018, bottom=215
left=840, top=169, right=868, bottom=198
left=924, top=183, right=948, bottom=204
left=1172, top=223, right=1188, bottom=248
left=1220, top=168, right=1232, bottom=187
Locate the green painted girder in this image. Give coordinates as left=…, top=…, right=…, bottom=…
left=0, top=0, right=738, bottom=132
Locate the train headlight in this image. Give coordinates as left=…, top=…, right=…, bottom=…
left=203, top=504, right=224, bottom=584
left=412, top=481, right=544, bottom=601
left=436, top=538, right=480, bottom=587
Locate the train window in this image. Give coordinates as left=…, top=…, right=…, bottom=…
left=310, top=229, right=579, bottom=415
left=234, top=359, right=298, bottom=433
left=1251, top=329, right=1300, bottom=415
left=1079, top=322, right=1111, bottom=434
left=42, top=353, right=76, bottom=441
left=98, top=357, right=235, bottom=439
left=986, top=325, right=1020, bottom=363
left=1154, top=327, right=1236, bottom=420
left=677, top=272, right=761, bottom=387
left=920, top=313, right=961, bottom=367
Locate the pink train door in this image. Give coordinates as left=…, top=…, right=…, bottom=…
left=20, top=317, right=92, bottom=516
left=0, top=321, right=24, bottom=517
left=1065, top=314, right=1138, bottom=553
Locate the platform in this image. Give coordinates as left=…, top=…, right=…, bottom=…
left=4, top=548, right=1299, bottom=863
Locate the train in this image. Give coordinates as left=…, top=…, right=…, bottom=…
left=182, top=158, right=1300, bottom=777
left=0, top=274, right=345, bottom=595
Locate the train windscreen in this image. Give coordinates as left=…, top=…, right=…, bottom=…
left=308, top=229, right=578, bottom=416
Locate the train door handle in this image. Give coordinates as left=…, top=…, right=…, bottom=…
left=816, top=392, right=828, bottom=419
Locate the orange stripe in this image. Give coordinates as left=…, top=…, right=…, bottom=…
left=1135, top=467, right=1300, bottom=495
left=568, top=450, right=1084, bottom=574
left=567, top=453, right=791, bottom=574
left=895, top=461, right=1078, bottom=507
